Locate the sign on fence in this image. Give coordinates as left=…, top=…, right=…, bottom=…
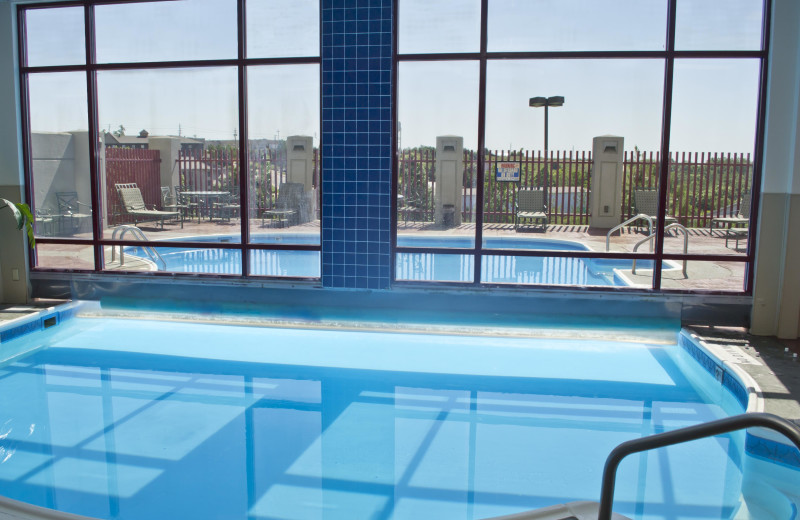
left=496, top=161, right=520, bottom=182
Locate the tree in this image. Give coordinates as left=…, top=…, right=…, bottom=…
left=113, top=125, right=125, bottom=137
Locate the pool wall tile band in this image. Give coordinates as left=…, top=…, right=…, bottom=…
left=0, top=302, right=85, bottom=344
left=321, top=0, right=393, bottom=289
left=680, top=331, right=800, bottom=471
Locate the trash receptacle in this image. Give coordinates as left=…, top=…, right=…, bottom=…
left=443, top=204, right=455, bottom=228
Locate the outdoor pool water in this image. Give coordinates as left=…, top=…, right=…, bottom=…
left=126, top=234, right=670, bottom=285
left=0, top=311, right=746, bottom=520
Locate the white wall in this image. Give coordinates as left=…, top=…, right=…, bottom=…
left=750, top=0, right=800, bottom=338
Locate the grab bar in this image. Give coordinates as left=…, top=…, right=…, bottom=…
left=110, top=225, right=166, bottom=271
left=598, top=412, right=800, bottom=520
left=631, top=222, right=688, bottom=277
left=606, top=215, right=654, bottom=251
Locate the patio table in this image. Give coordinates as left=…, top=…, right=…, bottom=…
left=180, top=191, right=230, bottom=221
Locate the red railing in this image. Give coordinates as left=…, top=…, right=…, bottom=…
left=398, top=149, right=753, bottom=227
left=105, top=148, right=161, bottom=226
left=177, top=148, right=320, bottom=216
left=105, top=146, right=752, bottom=228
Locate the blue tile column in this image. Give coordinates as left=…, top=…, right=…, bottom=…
left=321, top=0, right=393, bottom=289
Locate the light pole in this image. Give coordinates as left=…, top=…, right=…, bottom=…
left=529, top=95, right=564, bottom=202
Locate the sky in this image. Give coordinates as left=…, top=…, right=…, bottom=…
left=24, top=0, right=763, bottom=154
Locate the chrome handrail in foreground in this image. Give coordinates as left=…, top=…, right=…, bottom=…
left=110, top=225, right=166, bottom=271
left=598, top=412, right=800, bottom=520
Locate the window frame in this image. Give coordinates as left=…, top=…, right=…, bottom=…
left=391, top=0, right=771, bottom=295
left=18, top=0, right=322, bottom=281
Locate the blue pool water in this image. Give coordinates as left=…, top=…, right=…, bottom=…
left=0, top=315, right=744, bottom=520
left=126, top=234, right=667, bottom=285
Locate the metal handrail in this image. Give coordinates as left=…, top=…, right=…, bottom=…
left=598, top=412, right=800, bottom=520
left=110, top=225, right=166, bottom=271
left=631, top=222, right=688, bottom=277
left=606, top=215, right=654, bottom=251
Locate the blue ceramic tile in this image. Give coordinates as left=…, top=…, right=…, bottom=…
left=322, top=0, right=393, bottom=290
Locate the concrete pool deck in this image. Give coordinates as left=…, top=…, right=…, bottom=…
left=1, top=301, right=798, bottom=424
left=37, top=219, right=749, bottom=291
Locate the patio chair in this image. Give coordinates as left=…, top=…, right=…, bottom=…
left=161, top=186, right=189, bottom=224
left=56, top=191, right=92, bottom=235
left=632, top=189, right=677, bottom=233
left=515, top=189, right=548, bottom=231
left=175, top=186, right=201, bottom=222
left=725, top=227, right=749, bottom=250
left=212, top=189, right=240, bottom=223
left=711, top=193, right=750, bottom=236
left=398, top=194, right=427, bottom=227
left=262, top=182, right=304, bottom=227
left=116, top=183, right=181, bottom=229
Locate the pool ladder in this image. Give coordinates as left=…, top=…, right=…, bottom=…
left=110, top=225, right=166, bottom=271
left=606, top=219, right=689, bottom=278
left=483, top=412, right=800, bottom=520
left=631, top=222, right=689, bottom=277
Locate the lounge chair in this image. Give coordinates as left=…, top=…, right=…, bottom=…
left=116, top=183, right=181, bottom=229
left=515, top=189, right=547, bottom=231
left=56, top=191, right=92, bottom=235
left=262, top=182, right=304, bottom=227
left=711, top=193, right=750, bottom=236
left=632, top=189, right=677, bottom=233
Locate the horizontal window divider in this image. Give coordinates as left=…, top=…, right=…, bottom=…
left=247, top=243, right=320, bottom=252
left=395, top=247, right=660, bottom=260
left=33, top=238, right=93, bottom=245
left=31, top=267, right=321, bottom=283
left=99, top=240, right=320, bottom=252
left=23, top=56, right=320, bottom=74
left=394, top=278, right=649, bottom=292
left=660, top=253, right=750, bottom=262
left=398, top=50, right=766, bottom=62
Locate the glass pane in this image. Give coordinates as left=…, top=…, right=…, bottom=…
left=95, top=0, right=237, bottom=63
left=480, top=254, right=654, bottom=287
left=660, top=260, right=746, bottom=291
left=247, top=65, right=320, bottom=245
left=247, top=0, right=319, bottom=58
left=398, top=0, right=480, bottom=54
left=24, top=7, right=86, bottom=67
left=667, top=59, right=758, bottom=256
left=489, top=0, right=668, bottom=52
left=249, top=249, right=320, bottom=277
left=397, top=61, right=479, bottom=246
left=483, top=59, right=664, bottom=254
left=395, top=252, right=474, bottom=282
left=676, top=0, right=763, bottom=51
left=97, top=67, right=240, bottom=243
left=105, top=246, right=240, bottom=274
left=28, top=72, right=93, bottom=241
left=36, top=243, right=94, bottom=270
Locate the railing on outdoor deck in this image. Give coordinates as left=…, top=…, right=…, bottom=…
left=104, top=146, right=752, bottom=229
left=398, top=149, right=753, bottom=228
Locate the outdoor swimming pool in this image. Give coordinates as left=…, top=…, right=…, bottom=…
left=124, top=234, right=671, bottom=285
left=0, top=306, right=753, bottom=520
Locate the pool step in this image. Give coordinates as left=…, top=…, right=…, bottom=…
left=0, top=495, right=101, bottom=520
left=481, top=501, right=632, bottom=520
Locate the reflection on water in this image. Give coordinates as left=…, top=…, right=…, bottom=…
left=0, top=321, right=743, bottom=520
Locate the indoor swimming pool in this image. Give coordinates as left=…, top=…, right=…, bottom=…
left=0, top=304, right=760, bottom=520
left=123, top=234, right=673, bottom=285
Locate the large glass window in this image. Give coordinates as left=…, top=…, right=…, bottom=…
left=21, top=0, right=321, bottom=280
left=396, top=0, right=767, bottom=293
